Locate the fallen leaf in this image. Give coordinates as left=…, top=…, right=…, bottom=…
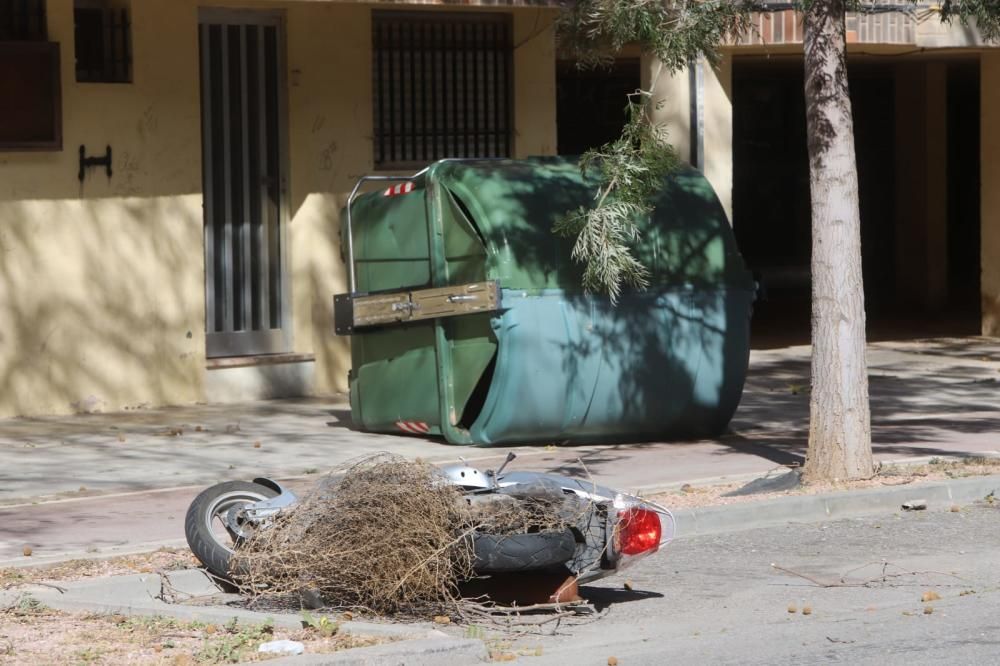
left=921, top=591, right=941, bottom=603
left=433, top=615, right=451, bottom=625
left=22, top=546, right=32, bottom=557
left=924, top=606, right=934, bottom=615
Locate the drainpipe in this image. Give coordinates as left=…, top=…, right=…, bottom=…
left=688, top=56, right=705, bottom=172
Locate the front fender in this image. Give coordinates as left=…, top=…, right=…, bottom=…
left=248, top=477, right=299, bottom=514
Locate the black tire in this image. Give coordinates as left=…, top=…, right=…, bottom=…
left=184, top=480, right=278, bottom=582
left=472, top=529, right=577, bottom=574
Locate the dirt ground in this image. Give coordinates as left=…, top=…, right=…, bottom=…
left=0, top=550, right=385, bottom=665
left=0, top=601, right=381, bottom=665
left=0, top=549, right=199, bottom=590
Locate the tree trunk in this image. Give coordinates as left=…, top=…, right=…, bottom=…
left=801, top=0, right=873, bottom=481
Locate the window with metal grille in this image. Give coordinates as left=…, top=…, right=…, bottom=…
left=74, top=0, right=131, bottom=83
left=0, top=1, right=59, bottom=151
left=0, top=0, right=46, bottom=41
left=372, top=12, right=512, bottom=169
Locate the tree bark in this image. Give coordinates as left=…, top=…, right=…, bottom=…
left=801, top=0, right=874, bottom=481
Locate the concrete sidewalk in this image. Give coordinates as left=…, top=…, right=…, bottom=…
left=3, top=336, right=998, bottom=501
left=1, top=336, right=999, bottom=564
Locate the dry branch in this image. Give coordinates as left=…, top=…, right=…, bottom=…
left=231, top=455, right=589, bottom=619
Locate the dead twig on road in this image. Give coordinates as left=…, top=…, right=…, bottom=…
left=456, top=597, right=604, bottom=636
left=772, top=561, right=970, bottom=589
left=26, top=582, right=66, bottom=594
left=771, top=564, right=865, bottom=588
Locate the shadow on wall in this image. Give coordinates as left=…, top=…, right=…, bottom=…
left=0, top=181, right=351, bottom=419
left=0, top=193, right=206, bottom=417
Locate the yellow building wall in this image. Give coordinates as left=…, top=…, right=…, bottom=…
left=0, top=0, right=558, bottom=418
left=0, top=0, right=205, bottom=417
left=641, top=54, right=734, bottom=222
left=982, top=51, right=1000, bottom=336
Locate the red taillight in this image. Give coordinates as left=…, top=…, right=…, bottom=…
left=617, top=508, right=662, bottom=555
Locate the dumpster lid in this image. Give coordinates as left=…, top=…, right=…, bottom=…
left=428, top=157, right=752, bottom=291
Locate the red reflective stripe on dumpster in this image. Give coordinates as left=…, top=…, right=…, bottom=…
left=383, top=182, right=415, bottom=197
left=395, top=420, right=428, bottom=434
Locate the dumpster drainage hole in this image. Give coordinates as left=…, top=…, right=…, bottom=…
left=459, top=354, right=497, bottom=429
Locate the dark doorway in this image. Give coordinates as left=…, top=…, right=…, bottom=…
left=556, top=59, right=641, bottom=155
left=732, top=55, right=981, bottom=347
left=947, top=61, right=981, bottom=316
left=199, top=9, right=290, bottom=358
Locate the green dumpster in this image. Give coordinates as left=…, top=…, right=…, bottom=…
left=333, top=157, right=755, bottom=444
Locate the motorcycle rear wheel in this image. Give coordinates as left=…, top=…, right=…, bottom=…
left=472, top=529, right=577, bottom=573
left=184, top=480, right=278, bottom=582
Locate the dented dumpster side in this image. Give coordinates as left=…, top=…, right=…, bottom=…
left=345, top=158, right=754, bottom=444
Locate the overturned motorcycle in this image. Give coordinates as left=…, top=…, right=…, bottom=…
left=184, top=453, right=675, bottom=605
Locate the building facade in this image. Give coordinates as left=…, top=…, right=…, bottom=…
left=0, top=0, right=558, bottom=418
left=646, top=4, right=999, bottom=340
left=1, top=1, right=997, bottom=419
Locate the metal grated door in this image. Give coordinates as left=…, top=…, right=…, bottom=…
left=199, top=10, right=289, bottom=358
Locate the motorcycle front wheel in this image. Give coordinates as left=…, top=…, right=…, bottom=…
left=184, top=480, right=278, bottom=582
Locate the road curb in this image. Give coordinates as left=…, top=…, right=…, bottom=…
left=265, top=638, right=489, bottom=665
left=671, top=474, right=1000, bottom=537
left=5, top=570, right=488, bottom=665
left=633, top=452, right=1000, bottom=498
left=13, top=570, right=434, bottom=639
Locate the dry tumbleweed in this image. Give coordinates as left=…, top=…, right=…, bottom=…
left=233, top=455, right=579, bottom=615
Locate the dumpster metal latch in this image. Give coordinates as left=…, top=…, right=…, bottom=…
left=334, top=281, right=500, bottom=335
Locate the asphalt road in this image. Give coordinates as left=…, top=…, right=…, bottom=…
left=511, top=504, right=1000, bottom=665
